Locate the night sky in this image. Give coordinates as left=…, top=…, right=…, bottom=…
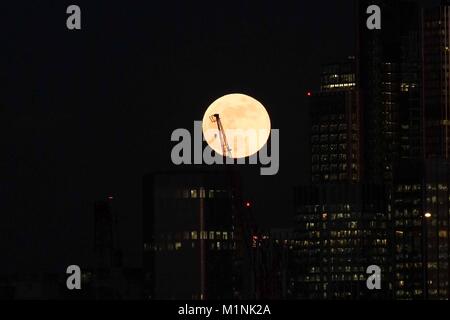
left=1, top=0, right=359, bottom=272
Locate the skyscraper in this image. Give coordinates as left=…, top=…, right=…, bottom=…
left=142, top=169, right=245, bottom=300
left=294, top=0, right=425, bottom=300
left=293, top=184, right=390, bottom=299
left=423, top=4, right=450, bottom=159
left=310, top=58, right=361, bottom=184
left=392, top=158, right=450, bottom=300
left=357, top=0, right=422, bottom=182
left=387, top=1, right=450, bottom=300
left=294, top=56, right=390, bottom=299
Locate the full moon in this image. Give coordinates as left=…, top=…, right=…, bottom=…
left=202, top=93, right=271, bottom=159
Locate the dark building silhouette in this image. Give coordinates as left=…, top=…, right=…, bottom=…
left=143, top=170, right=250, bottom=300
left=94, top=199, right=122, bottom=270
left=293, top=0, right=450, bottom=300
left=91, top=198, right=128, bottom=299
left=390, top=2, right=450, bottom=300
left=250, top=229, right=296, bottom=300
left=294, top=184, right=390, bottom=299
left=310, top=57, right=361, bottom=184
left=357, top=0, right=422, bottom=183
left=392, top=159, right=450, bottom=299
left=295, top=52, right=390, bottom=299
left=423, top=4, right=450, bottom=159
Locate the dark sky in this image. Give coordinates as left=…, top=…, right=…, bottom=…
left=1, top=0, right=358, bottom=272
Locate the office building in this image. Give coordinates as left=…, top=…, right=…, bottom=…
left=142, top=169, right=246, bottom=300
left=310, top=58, right=361, bottom=184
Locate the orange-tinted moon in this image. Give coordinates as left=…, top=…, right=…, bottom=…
left=202, top=93, right=271, bottom=159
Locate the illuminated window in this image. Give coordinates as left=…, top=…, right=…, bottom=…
left=191, top=231, right=198, bottom=240
left=428, top=262, right=438, bottom=270
left=208, top=190, right=214, bottom=198
left=199, top=188, right=206, bottom=199
left=175, top=242, right=182, bottom=250
left=191, top=189, right=198, bottom=198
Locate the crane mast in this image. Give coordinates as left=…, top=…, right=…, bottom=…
left=209, top=113, right=232, bottom=158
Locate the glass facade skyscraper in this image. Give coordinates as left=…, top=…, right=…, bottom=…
left=295, top=0, right=450, bottom=300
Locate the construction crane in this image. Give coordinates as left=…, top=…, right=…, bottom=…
left=209, top=113, right=232, bottom=158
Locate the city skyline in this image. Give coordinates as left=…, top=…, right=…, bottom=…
left=2, top=0, right=449, bottom=301
left=2, top=0, right=357, bottom=274
left=295, top=0, right=450, bottom=300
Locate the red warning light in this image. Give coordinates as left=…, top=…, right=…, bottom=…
left=307, top=92, right=312, bottom=97
left=245, top=201, right=252, bottom=208
left=108, top=196, right=114, bottom=201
